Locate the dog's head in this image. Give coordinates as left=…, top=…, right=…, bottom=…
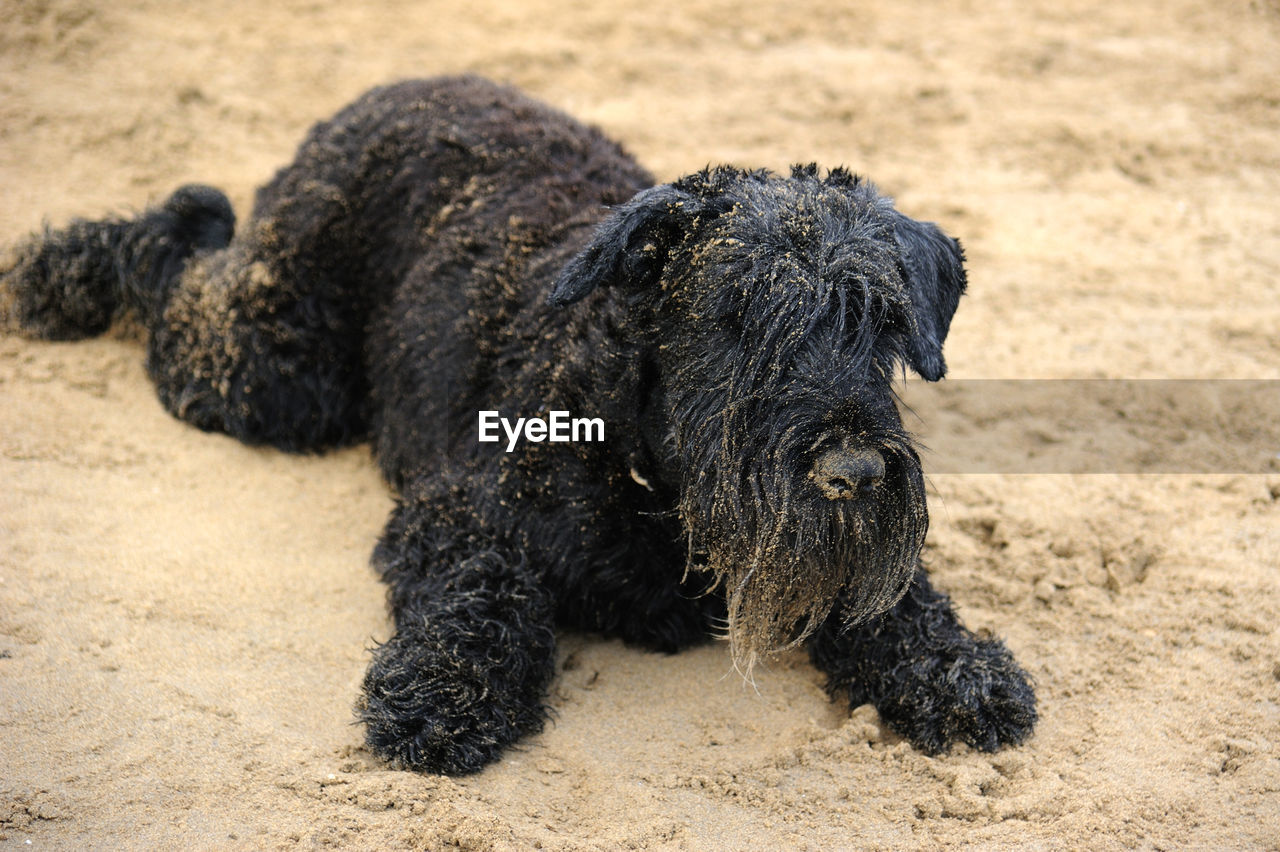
left=550, top=165, right=966, bottom=672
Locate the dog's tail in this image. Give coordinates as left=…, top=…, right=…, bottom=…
left=0, top=185, right=234, bottom=339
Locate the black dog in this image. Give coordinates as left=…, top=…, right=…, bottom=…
left=1, top=76, right=1035, bottom=774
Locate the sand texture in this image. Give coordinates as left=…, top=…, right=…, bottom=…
left=2, top=0, right=1279, bottom=848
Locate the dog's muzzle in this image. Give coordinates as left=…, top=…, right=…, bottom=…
left=810, top=446, right=885, bottom=500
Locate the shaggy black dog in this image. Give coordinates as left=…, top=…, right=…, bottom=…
left=1, top=75, right=1036, bottom=774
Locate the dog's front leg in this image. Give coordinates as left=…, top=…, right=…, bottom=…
left=358, top=489, right=556, bottom=775
left=808, top=568, right=1037, bottom=753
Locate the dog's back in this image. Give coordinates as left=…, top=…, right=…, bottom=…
left=252, top=76, right=649, bottom=318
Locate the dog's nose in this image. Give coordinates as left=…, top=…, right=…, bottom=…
left=810, top=447, right=885, bottom=500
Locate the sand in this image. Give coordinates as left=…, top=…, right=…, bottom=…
left=2, top=0, right=1279, bottom=848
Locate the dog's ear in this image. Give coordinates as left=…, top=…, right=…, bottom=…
left=548, top=184, right=695, bottom=307
left=890, top=213, right=968, bottom=381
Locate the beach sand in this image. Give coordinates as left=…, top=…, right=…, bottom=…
left=2, top=0, right=1278, bottom=848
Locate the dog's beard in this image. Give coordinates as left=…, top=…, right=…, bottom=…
left=679, top=425, right=927, bottom=678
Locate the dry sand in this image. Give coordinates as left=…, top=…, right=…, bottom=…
left=2, top=0, right=1279, bottom=848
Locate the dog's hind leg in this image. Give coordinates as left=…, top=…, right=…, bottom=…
left=808, top=568, right=1037, bottom=753
left=1, top=185, right=234, bottom=340
left=3, top=180, right=372, bottom=451
left=358, top=476, right=557, bottom=774
left=142, top=228, right=371, bottom=451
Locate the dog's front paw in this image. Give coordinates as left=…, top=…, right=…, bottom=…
left=357, top=616, right=553, bottom=775
left=875, top=635, right=1037, bottom=754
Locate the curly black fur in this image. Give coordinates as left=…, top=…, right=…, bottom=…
left=361, top=478, right=557, bottom=773
left=1, top=75, right=1035, bottom=774
left=0, top=185, right=233, bottom=339
left=810, top=570, right=1038, bottom=753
